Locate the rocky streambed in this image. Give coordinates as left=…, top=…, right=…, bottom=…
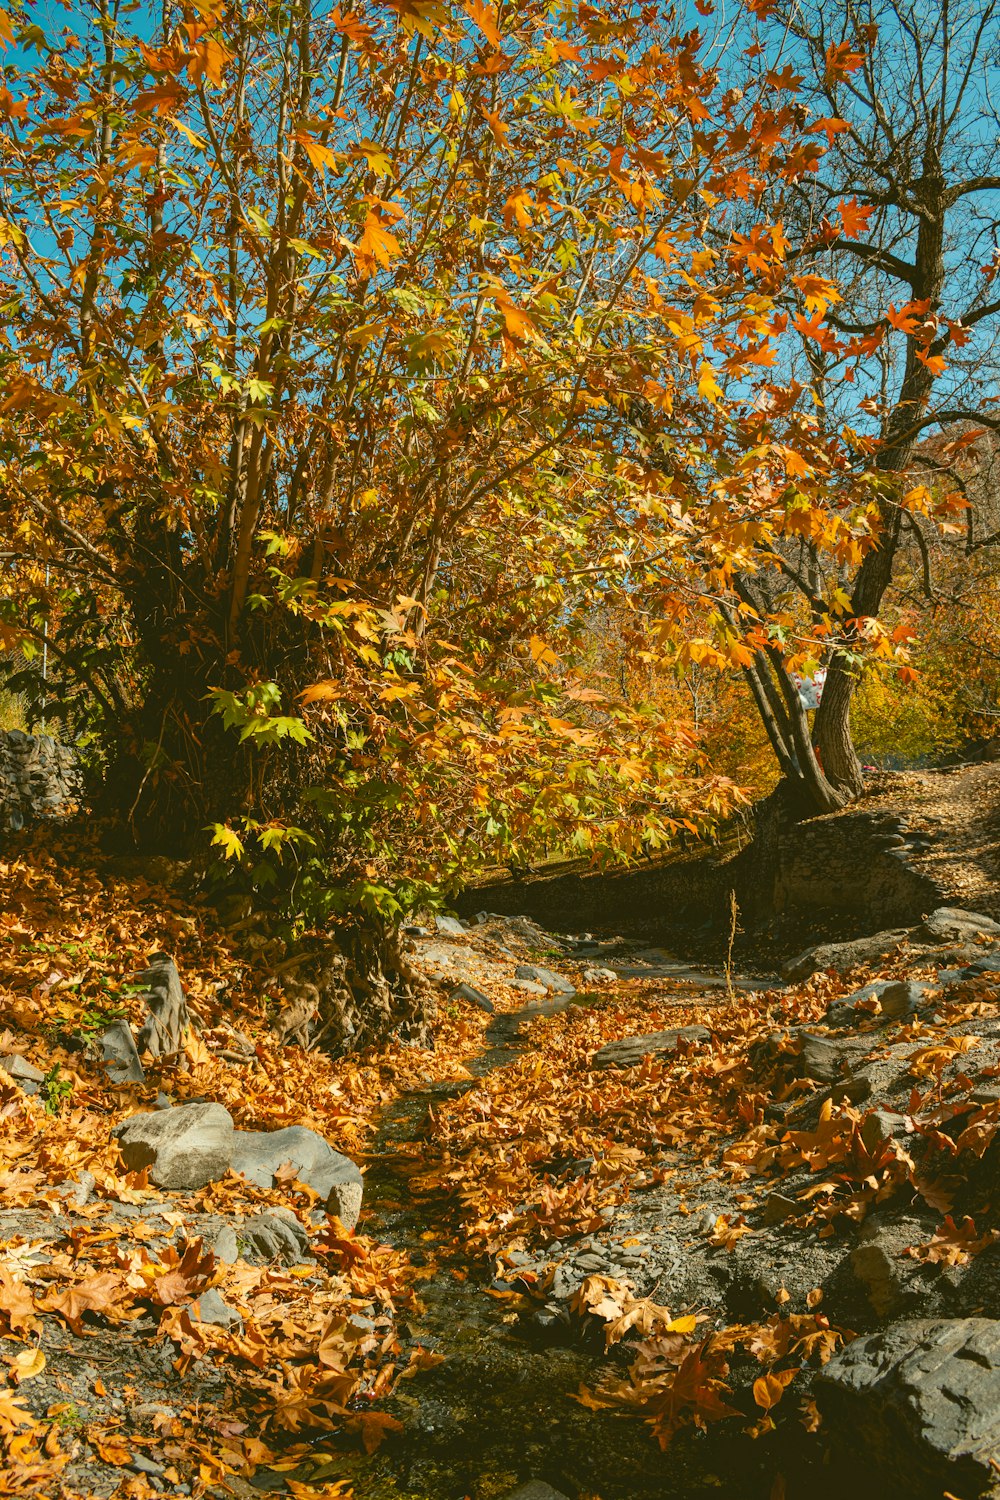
left=6, top=896, right=1000, bottom=1500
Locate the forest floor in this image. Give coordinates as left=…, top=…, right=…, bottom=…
left=3, top=776, right=1000, bottom=1500
left=862, top=761, right=1000, bottom=919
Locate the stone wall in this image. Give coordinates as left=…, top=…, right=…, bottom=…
left=0, top=729, right=80, bottom=833
left=457, top=802, right=946, bottom=952
left=761, top=807, right=943, bottom=934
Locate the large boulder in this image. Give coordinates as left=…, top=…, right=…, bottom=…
left=816, top=1318, right=1000, bottom=1499
left=114, top=1103, right=235, bottom=1190
left=230, top=1125, right=363, bottom=1229
left=592, top=1026, right=711, bottom=1070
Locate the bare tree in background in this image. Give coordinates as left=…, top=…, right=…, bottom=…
left=731, top=0, right=1000, bottom=809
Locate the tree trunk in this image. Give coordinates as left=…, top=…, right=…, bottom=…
left=813, top=130, right=947, bottom=799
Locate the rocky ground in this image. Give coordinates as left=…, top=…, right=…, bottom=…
left=4, top=820, right=1000, bottom=1498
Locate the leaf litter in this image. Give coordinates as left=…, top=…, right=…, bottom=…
left=4, top=829, right=1000, bottom=1495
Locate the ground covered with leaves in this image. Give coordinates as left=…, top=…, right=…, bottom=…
left=4, top=829, right=1000, bottom=1499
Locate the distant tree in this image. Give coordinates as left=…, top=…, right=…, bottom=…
left=702, top=0, right=1000, bottom=811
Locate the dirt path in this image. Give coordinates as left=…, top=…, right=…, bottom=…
left=864, top=762, right=1000, bottom=918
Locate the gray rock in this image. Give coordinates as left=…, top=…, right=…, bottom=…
left=188, top=1287, right=240, bottom=1329
left=514, top=965, right=575, bottom=995
left=762, top=1192, right=799, bottom=1226
left=0, top=729, right=80, bottom=832
left=241, top=1209, right=311, bottom=1264
left=56, top=1170, right=96, bottom=1208
left=435, top=915, right=467, bottom=936
left=450, top=981, right=494, bottom=1013
left=826, top=979, right=928, bottom=1028
left=512, top=978, right=548, bottom=996
left=816, top=1318, right=1000, bottom=1497
left=860, top=1109, right=911, bottom=1151
left=581, top=967, right=617, bottom=984
left=134, top=956, right=189, bottom=1060
left=592, top=1026, right=710, bottom=1069
left=100, top=1019, right=146, bottom=1086
left=113, top=1103, right=235, bottom=1191
left=918, top=908, right=1000, bottom=945
left=230, top=1125, right=363, bottom=1229
left=878, top=979, right=929, bottom=1019
left=783, top=929, right=911, bottom=981
left=130, top=1455, right=167, bottom=1478
left=3, top=1055, right=44, bottom=1094
left=205, top=1221, right=239, bottom=1263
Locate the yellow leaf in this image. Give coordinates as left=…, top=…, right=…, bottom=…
left=357, top=211, right=402, bottom=272
left=665, top=1314, right=699, bottom=1333
left=753, top=1367, right=797, bottom=1410
left=8, top=1348, right=45, bottom=1382
left=298, top=134, right=337, bottom=175
left=697, top=360, right=724, bottom=404
left=167, top=114, right=208, bottom=149
left=464, top=0, right=502, bottom=46
left=529, top=634, right=559, bottom=667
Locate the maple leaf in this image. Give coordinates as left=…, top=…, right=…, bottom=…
left=0, top=1267, right=40, bottom=1337
left=464, top=0, right=502, bottom=47
left=908, top=1215, right=1000, bottom=1267
left=0, top=1390, right=35, bottom=1436
left=40, top=1272, right=129, bottom=1335
left=297, top=134, right=337, bottom=175
left=837, top=196, right=875, bottom=238
left=809, top=117, right=850, bottom=148
left=150, top=1238, right=217, bottom=1306
left=824, top=41, right=866, bottom=78
left=356, top=210, right=403, bottom=273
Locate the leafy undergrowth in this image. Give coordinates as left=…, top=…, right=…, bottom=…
left=0, top=830, right=493, bottom=1500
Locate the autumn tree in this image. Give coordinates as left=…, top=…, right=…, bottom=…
left=0, top=0, right=857, bottom=1024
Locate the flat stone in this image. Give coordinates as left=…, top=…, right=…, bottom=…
left=514, top=964, right=575, bottom=995
left=762, top=1192, right=799, bottom=1225
left=230, top=1125, right=363, bottom=1229
left=240, top=1209, right=311, bottom=1264
left=918, top=908, right=1000, bottom=945
left=56, top=1170, right=96, bottom=1209
left=113, top=1103, right=235, bottom=1191
left=3, top=1055, right=44, bottom=1093
left=512, top=979, right=547, bottom=996
left=204, top=1221, right=239, bottom=1263
left=784, top=929, right=911, bottom=981
left=581, top=967, right=617, bottom=984
left=188, top=1287, right=240, bottom=1329
left=450, top=981, right=494, bottom=1013
left=816, top=1318, right=1000, bottom=1496
left=435, top=915, right=467, bottom=936
left=4, top=1054, right=45, bottom=1083
left=592, top=1026, right=710, bottom=1069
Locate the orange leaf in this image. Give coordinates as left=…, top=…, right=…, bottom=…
left=753, top=1367, right=797, bottom=1411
